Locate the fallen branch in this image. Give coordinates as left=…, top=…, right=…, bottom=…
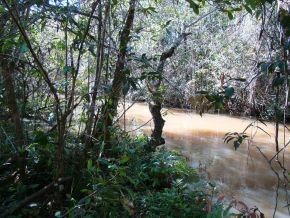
left=1, top=177, right=72, bottom=216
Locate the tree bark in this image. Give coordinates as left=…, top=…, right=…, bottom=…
left=103, top=0, right=137, bottom=148
left=84, top=0, right=105, bottom=161
left=0, top=58, right=25, bottom=149
left=0, top=48, right=26, bottom=177
left=145, top=33, right=188, bottom=151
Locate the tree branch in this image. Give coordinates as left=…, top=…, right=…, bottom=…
left=1, top=177, right=72, bottom=216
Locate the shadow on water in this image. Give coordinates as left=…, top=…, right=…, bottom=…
left=119, top=102, right=290, bottom=218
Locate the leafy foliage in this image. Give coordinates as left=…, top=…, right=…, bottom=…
left=56, top=136, right=208, bottom=217
left=0, top=0, right=288, bottom=217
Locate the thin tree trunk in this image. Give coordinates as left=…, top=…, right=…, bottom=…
left=103, top=0, right=136, bottom=148
left=0, top=3, right=27, bottom=179
left=84, top=0, right=105, bottom=161
left=274, top=70, right=280, bottom=155
left=56, top=118, right=66, bottom=177
left=145, top=34, right=188, bottom=151
left=0, top=54, right=26, bottom=177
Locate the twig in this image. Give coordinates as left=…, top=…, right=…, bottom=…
left=126, top=118, right=153, bottom=133
left=0, top=126, right=16, bottom=152
left=114, top=102, right=136, bottom=124
left=269, top=140, right=290, bottom=162
left=126, top=108, right=170, bottom=133
left=184, top=8, right=218, bottom=29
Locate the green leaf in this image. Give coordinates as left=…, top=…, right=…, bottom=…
left=272, top=77, right=285, bottom=88
left=212, top=95, right=224, bottom=109
left=225, top=87, right=235, bottom=97
left=87, top=159, right=93, bottom=171
left=112, top=0, right=118, bottom=6
left=122, top=80, right=130, bottom=96
left=223, top=205, right=232, bottom=216
left=162, top=20, right=172, bottom=28
left=243, top=4, right=252, bottom=14
left=227, top=11, right=234, bottom=20
left=63, top=66, right=72, bottom=74
left=260, top=62, right=269, bottom=73
left=234, top=141, right=240, bottom=150
left=285, top=40, right=290, bottom=50
left=120, top=155, right=130, bottom=164
left=0, top=5, right=5, bottom=13
left=33, top=130, right=48, bottom=146
left=19, top=42, right=28, bottom=53
left=280, top=11, right=290, bottom=29
left=185, top=0, right=200, bottom=15
left=255, top=9, right=261, bottom=19
left=130, top=80, right=138, bottom=90
left=55, top=211, right=61, bottom=218
left=88, top=45, right=97, bottom=57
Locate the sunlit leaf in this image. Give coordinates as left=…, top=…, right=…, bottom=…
left=87, top=159, right=93, bottom=171
left=120, top=155, right=130, bottom=164
left=227, top=11, right=234, bottom=20
left=185, top=0, right=200, bottom=15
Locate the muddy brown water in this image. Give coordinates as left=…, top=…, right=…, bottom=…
left=119, top=102, right=290, bottom=218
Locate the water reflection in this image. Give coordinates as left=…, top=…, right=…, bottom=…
left=120, top=103, right=290, bottom=218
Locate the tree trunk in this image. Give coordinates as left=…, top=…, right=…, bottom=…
left=56, top=118, right=66, bottom=177
left=103, top=0, right=136, bottom=149
left=146, top=100, right=165, bottom=151
left=0, top=54, right=26, bottom=178
left=84, top=0, right=105, bottom=161
left=145, top=34, right=187, bottom=151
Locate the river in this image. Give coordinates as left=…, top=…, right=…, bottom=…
left=120, top=102, right=290, bottom=218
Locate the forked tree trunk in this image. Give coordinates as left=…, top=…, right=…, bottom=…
left=145, top=33, right=188, bottom=151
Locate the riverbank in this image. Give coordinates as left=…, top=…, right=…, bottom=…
left=120, top=102, right=290, bottom=218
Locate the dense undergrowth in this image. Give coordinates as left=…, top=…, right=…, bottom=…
left=0, top=126, right=239, bottom=218
left=0, top=0, right=288, bottom=217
